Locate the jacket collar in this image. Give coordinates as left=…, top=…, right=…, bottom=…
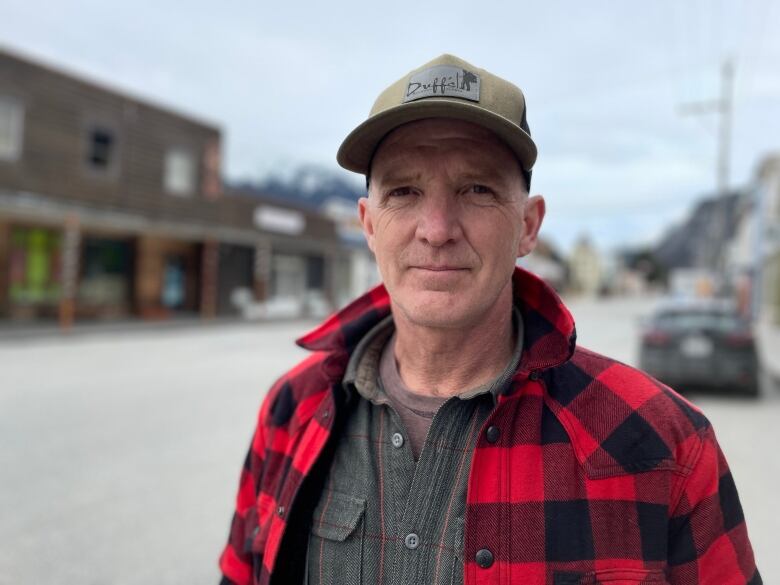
left=297, top=266, right=576, bottom=376
left=296, top=267, right=576, bottom=372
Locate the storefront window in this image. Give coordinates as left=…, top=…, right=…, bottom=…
left=271, top=254, right=305, bottom=299
left=78, top=238, right=133, bottom=308
left=9, top=227, right=62, bottom=304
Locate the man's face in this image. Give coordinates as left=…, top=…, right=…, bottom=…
left=358, top=117, right=545, bottom=330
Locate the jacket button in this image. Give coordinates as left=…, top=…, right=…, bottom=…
left=485, top=425, right=501, bottom=444
left=476, top=548, right=494, bottom=568
left=529, top=371, right=540, bottom=381
left=391, top=432, right=404, bottom=448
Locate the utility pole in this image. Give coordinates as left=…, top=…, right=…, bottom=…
left=679, top=60, right=736, bottom=272
left=680, top=59, right=735, bottom=195
left=718, top=60, right=734, bottom=195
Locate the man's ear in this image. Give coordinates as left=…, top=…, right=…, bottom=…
left=358, top=197, right=376, bottom=253
left=517, top=195, right=546, bottom=257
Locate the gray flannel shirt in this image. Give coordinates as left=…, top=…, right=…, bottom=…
left=304, top=309, right=523, bottom=585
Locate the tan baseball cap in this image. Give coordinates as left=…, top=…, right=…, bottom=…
left=336, top=53, right=537, bottom=186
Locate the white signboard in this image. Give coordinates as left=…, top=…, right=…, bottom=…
left=253, top=206, right=305, bottom=235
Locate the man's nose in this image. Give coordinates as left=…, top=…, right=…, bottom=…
left=415, top=191, right=463, bottom=247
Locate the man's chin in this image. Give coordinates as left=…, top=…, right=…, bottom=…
left=407, top=267, right=470, bottom=290
left=393, top=291, right=475, bottom=329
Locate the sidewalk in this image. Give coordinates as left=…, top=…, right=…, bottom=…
left=757, top=318, right=780, bottom=384
left=0, top=314, right=316, bottom=344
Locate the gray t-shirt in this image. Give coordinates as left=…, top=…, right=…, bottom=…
left=379, top=332, right=519, bottom=460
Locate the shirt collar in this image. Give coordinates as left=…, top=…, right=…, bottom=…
left=342, top=313, right=394, bottom=400
left=342, top=307, right=525, bottom=407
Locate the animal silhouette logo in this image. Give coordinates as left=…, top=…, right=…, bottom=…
left=460, top=70, right=478, bottom=91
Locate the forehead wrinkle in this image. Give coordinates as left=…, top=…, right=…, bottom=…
left=380, top=148, right=518, bottom=189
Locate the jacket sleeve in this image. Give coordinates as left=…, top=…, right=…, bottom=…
left=667, top=423, right=761, bottom=584
left=218, top=423, right=266, bottom=585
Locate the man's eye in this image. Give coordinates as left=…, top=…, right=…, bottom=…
left=468, top=184, right=494, bottom=195
left=388, top=187, right=414, bottom=197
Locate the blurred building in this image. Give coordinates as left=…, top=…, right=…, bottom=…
left=724, top=190, right=757, bottom=316
left=611, top=247, right=663, bottom=295
left=568, top=234, right=603, bottom=295
left=0, top=48, right=349, bottom=326
left=321, top=196, right=379, bottom=307
left=717, top=155, right=780, bottom=324
left=222, top=187, right=348, bottom=319
left=517, top=237, right=567, bottom=291
left=654, top=190, right=743, bottom=276
left=230, top=170, right=380, bottom=311
left=755, top=155, right=780, bottom=325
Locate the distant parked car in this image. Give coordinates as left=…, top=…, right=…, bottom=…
left=639, top=299, right=759, bottom=397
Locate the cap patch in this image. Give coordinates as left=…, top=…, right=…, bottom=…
left=403, top=65, right=480, bottom=103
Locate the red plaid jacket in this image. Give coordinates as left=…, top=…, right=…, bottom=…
left=219, top=267, right=760, bottom=585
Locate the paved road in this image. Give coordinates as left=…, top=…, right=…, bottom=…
left=0, top=296, right=776, bottom=584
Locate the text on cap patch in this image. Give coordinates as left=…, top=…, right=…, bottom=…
left=403, top=65, right=480, bottom=103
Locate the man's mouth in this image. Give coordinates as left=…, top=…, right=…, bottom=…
left=412, top=265, right=469, bottom=272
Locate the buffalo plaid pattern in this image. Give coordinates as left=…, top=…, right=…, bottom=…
left=219, top=267, right=760, bottom=585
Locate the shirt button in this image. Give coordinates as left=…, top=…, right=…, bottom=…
left=529, top=371, right=540, bottom=381
left=485, top=425, right=501, bottom=444
left=404, top=533, right=420, bottom=550
left=391, top=432, right=404, bottom=448
left=476, top=548, right=494, bottom=568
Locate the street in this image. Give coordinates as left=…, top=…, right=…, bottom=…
left=0, top=295, right=777, bottom=584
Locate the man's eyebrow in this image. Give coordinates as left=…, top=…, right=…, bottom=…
left=455, top=169, right=515, bottom=189
left=457, top=171, right=502, bottom=183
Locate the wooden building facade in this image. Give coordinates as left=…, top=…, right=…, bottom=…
left=0, top=48, right=345, bottom=326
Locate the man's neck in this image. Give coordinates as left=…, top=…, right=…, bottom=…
left=391, top=290, right=516, bottom=399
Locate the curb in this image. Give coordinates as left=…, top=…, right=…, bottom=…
left=0, top=315, right=318, bottom=344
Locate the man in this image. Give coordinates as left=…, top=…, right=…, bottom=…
left=219, top=54, right=760, bottom=585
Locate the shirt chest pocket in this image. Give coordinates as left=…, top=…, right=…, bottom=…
left=306, top=491, right=366, bottom=585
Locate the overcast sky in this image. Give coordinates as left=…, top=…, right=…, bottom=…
left=2, top=0, right=779, bottom=252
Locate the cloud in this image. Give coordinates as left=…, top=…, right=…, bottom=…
left=1, top=0, right=778, bottom=249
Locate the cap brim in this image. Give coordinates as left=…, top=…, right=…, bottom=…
left=337, top=98, right=538, bottom=175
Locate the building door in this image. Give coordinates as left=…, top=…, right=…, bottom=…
left=77, top=236, right=134, bottom=318
left=161, top=255, right=186, bottom=310
left=217, top=244, right=254, bottom=315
